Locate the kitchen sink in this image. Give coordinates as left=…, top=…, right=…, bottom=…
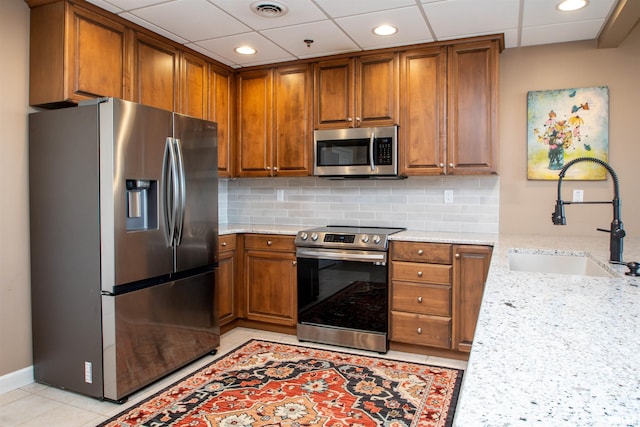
left=508, top=250, right=615, bottom=277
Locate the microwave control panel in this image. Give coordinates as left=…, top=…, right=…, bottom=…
left=374, top=138, right=393, bottom=165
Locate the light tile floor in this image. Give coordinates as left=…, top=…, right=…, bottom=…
left=0, top=328, right=467, bottom=426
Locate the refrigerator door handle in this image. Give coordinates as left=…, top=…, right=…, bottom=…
left=173, top=138, right=186, bottom=245
left=162, top=137, right=178, bottom=246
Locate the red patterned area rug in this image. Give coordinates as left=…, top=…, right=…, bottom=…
left=99, top=339, right=463, bottom=427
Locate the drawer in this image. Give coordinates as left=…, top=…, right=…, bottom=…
left=391, top=311, right=451, bottom=349
left=244, top=234, right=295, bottom=252
left=218, top=234, right=237, bottom=252
left=391, top=241, right=452, bottom=264
left=392, top=282, right=451, bottom=316
left=391, top=261, right=451, bottom=285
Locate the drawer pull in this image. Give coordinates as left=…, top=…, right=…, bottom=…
left=292, top=261, right=297, bottom=266
left=267, top=240, right=272, bottom=246
left=417, top=327, right=422, bottom=334
left=417, top=271, right=423, bottom=277
left=221, top=242, right=227, bottom=247
left=455, top=253, right=460, bottom=259
left=417, top=296, right=423, bottom=303
left=417, top=249, right=424, bottom=255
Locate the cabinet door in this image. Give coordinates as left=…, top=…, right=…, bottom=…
left=245, top=250, right=296, bottom=325
left=132, top=32, right=178, bottom=112
left=452, top=245, right=493, bottom=352
left=217, top=250, right=236, bottom=326
left=314, top=58, right=354, bottom=129
left=274, top=64, right=312, bottom=176
left=447, top=40, right=499, bottom=174
left=237, top=69, right=273, bottom=177
left=180, top=52, right=208, bottom=119
left=399, top=47, right=446, bottom=175
left=209, top=64, right=234, bottom=177
left=29, top=1, right=128, bottom=107
left=356, top=52, right=398, bottom=127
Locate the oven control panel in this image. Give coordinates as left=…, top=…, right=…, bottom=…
left=324, top=234, right=355, bottom=244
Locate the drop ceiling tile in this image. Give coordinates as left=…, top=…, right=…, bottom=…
left=120, top=12, right=189, bottom=44
left=91, top=0, right=168, bottom=11
left=521, top=19, right=605, bottom=46
left=85, top=0, right=123, bottom=14
left=421, top=0, right=519, bottom=39
left=196, top=32, right=296, bottom=67
left=261, top=20, right=360, bottom=58
left=335, top=6, right=434, bottom=49
left=128, top=0, right=250, bottom=42
left=208, top=0, right=327, bottom=30
left=311, top=0, right=415, bottom=18
left=522, top=0, right=617, bottom=27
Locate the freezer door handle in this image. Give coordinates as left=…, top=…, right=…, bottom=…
left=173, top=138, right=186, bottom=245
left=162, top=137, right=178, bottom=246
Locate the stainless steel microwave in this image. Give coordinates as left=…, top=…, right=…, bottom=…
left=313, top=125, right=399, bottom=178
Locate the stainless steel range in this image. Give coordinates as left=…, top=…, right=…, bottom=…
left=295, top=225, right=405, bottom=353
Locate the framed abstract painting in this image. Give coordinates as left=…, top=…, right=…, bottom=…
left=527, top=86, right=609, bottom=180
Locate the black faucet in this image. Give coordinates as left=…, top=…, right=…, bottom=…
left=551, top=157, right=625, bottom=263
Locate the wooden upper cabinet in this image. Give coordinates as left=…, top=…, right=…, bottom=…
left=180, top=52, right=208, bottom=119
left=273, top=64, right=312, bottom=176
left=209, top=65, right=235, bottom=177
left=314, top=58, right=353, bottom=129
left=399, top=46, right=447, bottom=176
left=314, top=53, right=398, bottom=129
left=237, top=69, right=273, bottom=177
left=356, top=53, right=398, bottom=127
left=447, top=39, right=499, bottom=174
left=132, top=32, right=179, bottom=112
left=29, top=1, right=129, bottom=107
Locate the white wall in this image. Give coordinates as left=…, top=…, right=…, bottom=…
left=0, top=0, right=31, bottom=377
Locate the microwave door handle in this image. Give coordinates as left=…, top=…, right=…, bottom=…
left=369, top=132, right=376, bottom=171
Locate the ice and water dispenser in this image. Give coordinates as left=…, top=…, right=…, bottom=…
left=126, top=179, right=158, bottom=231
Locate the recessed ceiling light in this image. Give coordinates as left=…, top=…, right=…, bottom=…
left=235, top=46, right=257, bottom=55
left=556, top=0, right=588, bottom=11
left=373, top=25, right=398, bottom=36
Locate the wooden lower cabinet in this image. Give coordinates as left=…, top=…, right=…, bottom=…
left=390, top=240, right=492, bottom=354
left=452, top=244, right=493, bottom=352
left=216, top=234, right=237, bottom=327
left=243, top=234, right=297, bottom=326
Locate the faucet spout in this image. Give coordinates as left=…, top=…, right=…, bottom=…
left=552, top=157, right=625, bottom=263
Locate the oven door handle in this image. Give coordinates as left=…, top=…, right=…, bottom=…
left=296, top=248, right=387, bottom=263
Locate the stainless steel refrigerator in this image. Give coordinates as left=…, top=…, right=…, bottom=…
left=28, top=98, right=220, bottom=402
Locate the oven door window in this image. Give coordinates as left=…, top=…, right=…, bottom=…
left=297, top=257, right=388, bottom=333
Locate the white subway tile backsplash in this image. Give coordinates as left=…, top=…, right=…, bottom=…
left=220, top=176, right=499, bottom=232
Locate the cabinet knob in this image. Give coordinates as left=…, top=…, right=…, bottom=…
left=455, top=253, right=460, bottom=259
left=449, top=163, right=454, bottom=168
left=417, top=271, right=423, bottom=277
left=417, top=327, right=422, bottom=335
left=267, top=240, right=272, bottom=246
left=417, top=296, right=423, bottom=303
left=266, top=166, right=271, bottom=170
left=292, top=261, right=297, bottom=266
left=346, top=117, right=353, bottom=122
left=273, top=166, right=278, bottom=171
left=221, top=242, right=227, bottom=247
left=417, top=249, right=424, bottom=255
left=355, top=117, right=361, bottom=122
left=439, top=163, right=444, bottom=168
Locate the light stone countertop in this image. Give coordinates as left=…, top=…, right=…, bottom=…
left=218, top=224, right=640, bottom=425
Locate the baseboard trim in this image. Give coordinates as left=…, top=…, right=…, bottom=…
left=0, top=366, right=34, bottom=395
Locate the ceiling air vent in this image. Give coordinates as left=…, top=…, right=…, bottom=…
left=251, top=1, right=289, bottom=18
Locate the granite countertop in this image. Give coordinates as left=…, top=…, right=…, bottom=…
left=219, top=224, right=640, bottom=425
left=452, top=234, right=640, bottom=426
